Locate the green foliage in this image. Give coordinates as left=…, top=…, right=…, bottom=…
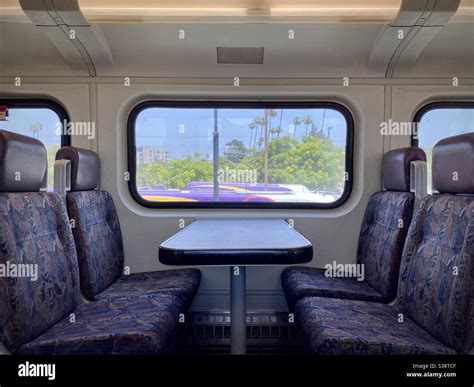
left=46, top=144, right=60, bottom=189
left=138, top=152, right=213, bottom=189
left=224, top=139, right=248, bottom=163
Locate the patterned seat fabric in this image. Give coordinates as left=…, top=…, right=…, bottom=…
left=295, top=297, right=455, bottom=355
left=0, top=133, right=187, bottom=355
left=18, top=294, right=184, bottom=355
left=396, top=194, right=474, bottom=354
left=282, top=191, right=414, bottom=308
left=0, top=192, right=81, bottom=352
left=95, top=269, right=202, bottom=309
left=282, top=147, right=425, bottom=309
left=0, top=191, right=186, bottom=355
left=66, top=190, right=124, bottom=300
left=67, top=189, right=201, bottom=307
left=281, top=267, right=387, bottom=309
left=294, top=135, right=473, bottom=354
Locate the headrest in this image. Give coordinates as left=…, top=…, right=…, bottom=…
left=432, top=133, right=474, bottom=194
left=0, top=130, right=47, bottom=192
left=56, top=146, right=100, bottom=191
left=382, top=147, right=426, bottom=192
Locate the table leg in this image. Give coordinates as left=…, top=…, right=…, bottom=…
left=230, top=266, right=246, bottom=355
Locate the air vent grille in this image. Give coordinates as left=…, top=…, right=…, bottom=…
left=217, top=47, right=264, bottom=64
left=174, top=312, right=302, bottom=355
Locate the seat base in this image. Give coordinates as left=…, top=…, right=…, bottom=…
left=295, top=297, right=456, bottom=355
left=18, top=295, right=184, bottom=355
left=282, top=267, right=388, bottom=309
left=95, top=268, right=201, bottom=309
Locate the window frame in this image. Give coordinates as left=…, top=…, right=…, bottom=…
left=127, top=100, right=354, bottom=210
left=0, top=98, right=70, bottom=147
left=411, top=101, right=474, bottom=147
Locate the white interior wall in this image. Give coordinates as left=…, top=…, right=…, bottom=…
left=2, top=77, right=472, bottom=311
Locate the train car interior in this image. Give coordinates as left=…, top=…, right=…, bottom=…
left=0, top=0, right=473, bottom=384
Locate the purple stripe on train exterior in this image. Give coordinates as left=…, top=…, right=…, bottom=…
left=138, top=182, right=340, bottom=203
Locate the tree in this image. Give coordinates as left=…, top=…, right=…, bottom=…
left=248, top=122, right=256, bottom=150
left=292, top=117, right=301, bottom=138
left=254, top=117, right=264, bottom=149
left=303, top=115, right=313, bottom=135
left=46, top=144, right=60, bottom=189
left=224, top=139, right=248, bottom=163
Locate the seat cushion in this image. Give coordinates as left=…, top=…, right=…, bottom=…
left=67, top=191, right=124, bottom=300
left=282, top=267, right=387, bottom=309
left=357, top=191, right=414, bottom=299
left=0, top=192, right=81, bottom=352
left=18, top=294, right=185, bottom=355
left=95, top=269, right=201, bottom=309
left=295, top=297, right=456, bottom=355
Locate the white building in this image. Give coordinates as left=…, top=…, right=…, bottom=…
left=137, top=146, right=170, bottom=165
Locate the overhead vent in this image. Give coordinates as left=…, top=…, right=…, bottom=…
left=217, top=47, right=264, bottom=64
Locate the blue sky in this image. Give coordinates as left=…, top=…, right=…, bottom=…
left=1, top=106, right=472, bottom=157
left=418, top=108, right=474, bottom=149
left=0, top=108, right=61, bottom=146
left=136, top=107, right=348, bottom=159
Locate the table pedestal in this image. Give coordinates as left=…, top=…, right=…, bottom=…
left=230, top=266, right=246, bottom=355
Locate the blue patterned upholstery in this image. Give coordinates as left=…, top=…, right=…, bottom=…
left=281, top=267, right=387, bottom=308
left=282, top=191, right=414, bottom=308
left=295, top=297, right=455, bottom=355
left=357, top=191, right=414, bottom=298
left=0, top=192, right=81, bottom=352
left=397, top=195, right=474, bottom=353
left=18, top=295, right=184, bottom=355
left=0, top=190, right=189, bottom=354
left=96, top=269, right=201, bottom=309
left=67, top=190, right=201, bottom=305
left=295, top=194, right=473, bottom=354
left=67, top=191, right=124, bottom=300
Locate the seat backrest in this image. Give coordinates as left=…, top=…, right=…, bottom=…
left=397, top=133, right=474, bottom=353
left=357, top=147, right=426, bottom=300
left=0, top=130, right=80, bottom=352
left=56, top=146, right=124, bottom=300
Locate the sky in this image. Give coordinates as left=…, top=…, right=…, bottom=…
left=1, top=106, right=473, bottom=159
left=0, top=108, right=61, bottom=146
left=136, top=107, right=348, bottom=159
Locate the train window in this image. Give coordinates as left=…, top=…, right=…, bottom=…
left=128, top=101, right=354, bottom=209
left=0, top=99, right=69, bottom=191
left=414, top=102, right=474, bottom=192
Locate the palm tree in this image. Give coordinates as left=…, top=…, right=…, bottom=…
left=327, top=126, right=333, bottom=139
left=248, top=122, right=256, bottom=150
left=254, top=117, right=264, bottom=148
left=268, top=109, right=277, bottom=132
left=303, top=115, right=313, bottom=136
left=30, top=122, right=43, bottom=139
left=270, top=127, right=279, bottom=139
left=278, top=109, right=284, bottom=137
left=292, top=117, right=301, bottom=138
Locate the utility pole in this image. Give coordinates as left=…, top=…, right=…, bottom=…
left=264, top=109, right=269, bottom=191
left=213, top=108, right=219, bottom=201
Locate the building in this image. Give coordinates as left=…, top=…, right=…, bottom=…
left=136, top=146, right=170, bottom=165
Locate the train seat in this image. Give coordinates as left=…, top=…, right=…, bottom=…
left=55, top=147, right=201, bottom=308
left=294, top=133, right=473, bottom=355
left=282, top=147, right=426, bottom=309
left=0, top=130, right=183, bottom=354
